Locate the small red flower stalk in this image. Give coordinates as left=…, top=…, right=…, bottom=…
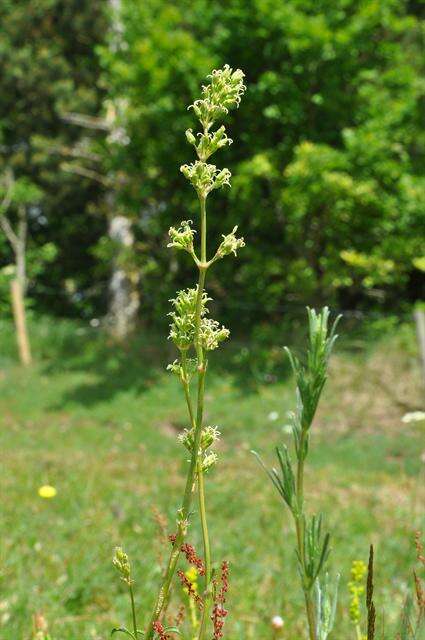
left=175, top=549, right=231, bottom=639
left=177, top=570, right=204, bottom=610
left=112, top=65, right=246, bottom=640
left=211, top=561, right=230, bottom=640
left=152, top=621, right=170, bottom=640
left=169, top=534, right=206, bottom=576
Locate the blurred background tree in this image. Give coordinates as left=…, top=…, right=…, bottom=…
left=0, top=0, right=107, bottom=318
left=98, top=0, right=424, bottom=331
left=1, top=0, right=423, bottom=333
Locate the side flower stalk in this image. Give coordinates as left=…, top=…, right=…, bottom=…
left=113, top=547, right=141, bottom=640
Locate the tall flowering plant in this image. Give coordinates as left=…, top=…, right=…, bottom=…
left=113, top=65, right=246, bottom=640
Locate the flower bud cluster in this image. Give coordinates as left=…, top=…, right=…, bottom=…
left=167, top=357, right=197, bottom=382
left=200, top=317, right=230, bottom=351
left=167, top=220, right=196, bottom=253
left=215, top=226, right=245, bottom=260
left=180, top=161, right=231, bottom=197
left=190, top=65, right=246, bottom=129
left=168, top=287, right=229, bottom=353
left=185, top=125, right=232, bottom=162
left=181, top=66, right=245, bottom=201
left=168, top=286, right=210, bottom=350
left=113, top=547, right=131, bottom=585
left=200, top=451, right=219, bottom=472
left=179, top=425, right=220, bottom=452
left=178, top=425, right=220, bottom=472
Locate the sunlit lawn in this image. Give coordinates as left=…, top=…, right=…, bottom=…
left=0, top=318, right=423, bottom=639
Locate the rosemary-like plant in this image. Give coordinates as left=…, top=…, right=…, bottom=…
left=113, top=65, right=246, bottom=640
left=254, top=307, right=340, bottom=640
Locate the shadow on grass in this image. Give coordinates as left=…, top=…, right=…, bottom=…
left=39, top=314, right=317, bottom=407
left=42, top=327, right=277, bottom=408
left=42, top=324, right=169, bottom=408
left=26, top=311, right=405, bottom=409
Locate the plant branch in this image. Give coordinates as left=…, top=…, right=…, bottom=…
left=61, top=161, right=112, bottom=187
left=0, top=172, right=19, bottom=251
left=0, top=213, right=19, bottom=251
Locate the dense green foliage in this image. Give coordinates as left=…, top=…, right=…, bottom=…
left=100, top=0, right=424, bottom=327
left=1, top=0, right=423, bottom=327
left=0, top=0, right=107, bottom=316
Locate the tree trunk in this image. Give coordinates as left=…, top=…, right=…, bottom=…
left=105, top=0, right=140, bottom=340
left=11, top=206, right=31, bottom=365
left=107, top=213, right=140, bottom=340
left=11, top=278, right=32, bottom=366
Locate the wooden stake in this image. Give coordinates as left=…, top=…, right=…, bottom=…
left=10, top=278, right=32, bottom=366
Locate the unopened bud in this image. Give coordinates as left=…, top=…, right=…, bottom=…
left=113, top=547, right=131, bottom=584
left=185, top=128, right=196, bottom=146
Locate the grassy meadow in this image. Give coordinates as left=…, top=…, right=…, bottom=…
left=0, top=316, right=424, bottom=639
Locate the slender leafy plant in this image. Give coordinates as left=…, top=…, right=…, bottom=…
left=113, top=65, right=246, bottom=640
left=254, top=307, right=340, bottom=640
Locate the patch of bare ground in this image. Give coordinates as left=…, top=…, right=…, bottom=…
left=311, top=468, right=422, bottom=505
left=318, top=342, right=424, bottom=434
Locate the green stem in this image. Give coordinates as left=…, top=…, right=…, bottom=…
left=197, top=595, right=209, bottom=640
left=303, top=590, right=316, bottom=640
left=193, top=196, right=213, bottom=640
left=200, top=196, right=207, bottom=265
left=295, top=429, right=316, bottom=640
left=129, top=583, right=138, bottom=640
left=181, top=351, right=196, bottom=429
left=296, top=456, right=304, bottom=514
left=198, top=465, right=211, bottom=583
left=145, top=197, right=209, bottom=640
left=196, top=460, right=212, bottom=640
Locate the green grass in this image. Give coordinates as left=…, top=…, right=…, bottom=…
left=0, top=316, right=424, bottom=639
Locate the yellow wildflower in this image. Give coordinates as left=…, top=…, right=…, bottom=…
left=184, top=566, right=198, bottom=593
left=351, top=560, right=367, bottom=583
left=348, top=559, right=367, bottom=634
left=38, top=485, right=57, bottom=499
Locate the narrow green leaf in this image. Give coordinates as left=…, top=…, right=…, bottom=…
left=111, top=627, right=136, bottom=639
left=251, top=450, right=287, bottom=504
